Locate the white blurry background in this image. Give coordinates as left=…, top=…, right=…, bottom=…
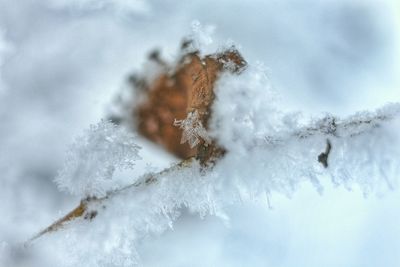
left=0, top=0, right=400, bottom=266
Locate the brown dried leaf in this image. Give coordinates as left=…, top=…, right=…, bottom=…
left=134, top=43, right=246, bottom=163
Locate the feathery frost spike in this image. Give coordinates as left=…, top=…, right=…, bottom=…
left=174, top=110, right=211, bottom=148
left=55, top=120, right=141, bottom=198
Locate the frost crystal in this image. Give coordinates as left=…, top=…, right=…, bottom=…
left=55, top=120, right=141, bottom=197
left=30, top=64, right=400, bottom=267
left=211, top=65, right=400, bottom=196
left=174, top=110, right=211, bottom=148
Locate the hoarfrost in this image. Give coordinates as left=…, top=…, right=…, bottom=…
left=55, top=120, right=141, bottom=198
left=32, top=100, right=400, bottom=265
left=28, top=60, right=400, bottom=267
left=35, top=160, right=215, bottom=267
left=174, top=110, right=212, bottom=148
left=210, top=64, right=400, bottom=197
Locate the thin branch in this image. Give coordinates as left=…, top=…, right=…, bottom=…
left=26, top=105, right=400, bottom=245
left=294, top=112, right=397, bottom=139
left=256, top=109, right=400, bottom=146
left=26, top=158, right=195, bottom=246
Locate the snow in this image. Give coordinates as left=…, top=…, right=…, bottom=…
left=1, top=0, right=400, bottom=266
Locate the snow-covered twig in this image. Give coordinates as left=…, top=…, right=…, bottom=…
left=23, top=104, right=400, bottom=267
left=26, top=157, right=195, bottom=245
left=29, top=104, right=400, bottom=244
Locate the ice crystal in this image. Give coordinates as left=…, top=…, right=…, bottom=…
left=174, top=110, right=212, bottom=148
left=26, top=65, right=400, bottom=267
left=55, top=120, right=141, bottom=197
